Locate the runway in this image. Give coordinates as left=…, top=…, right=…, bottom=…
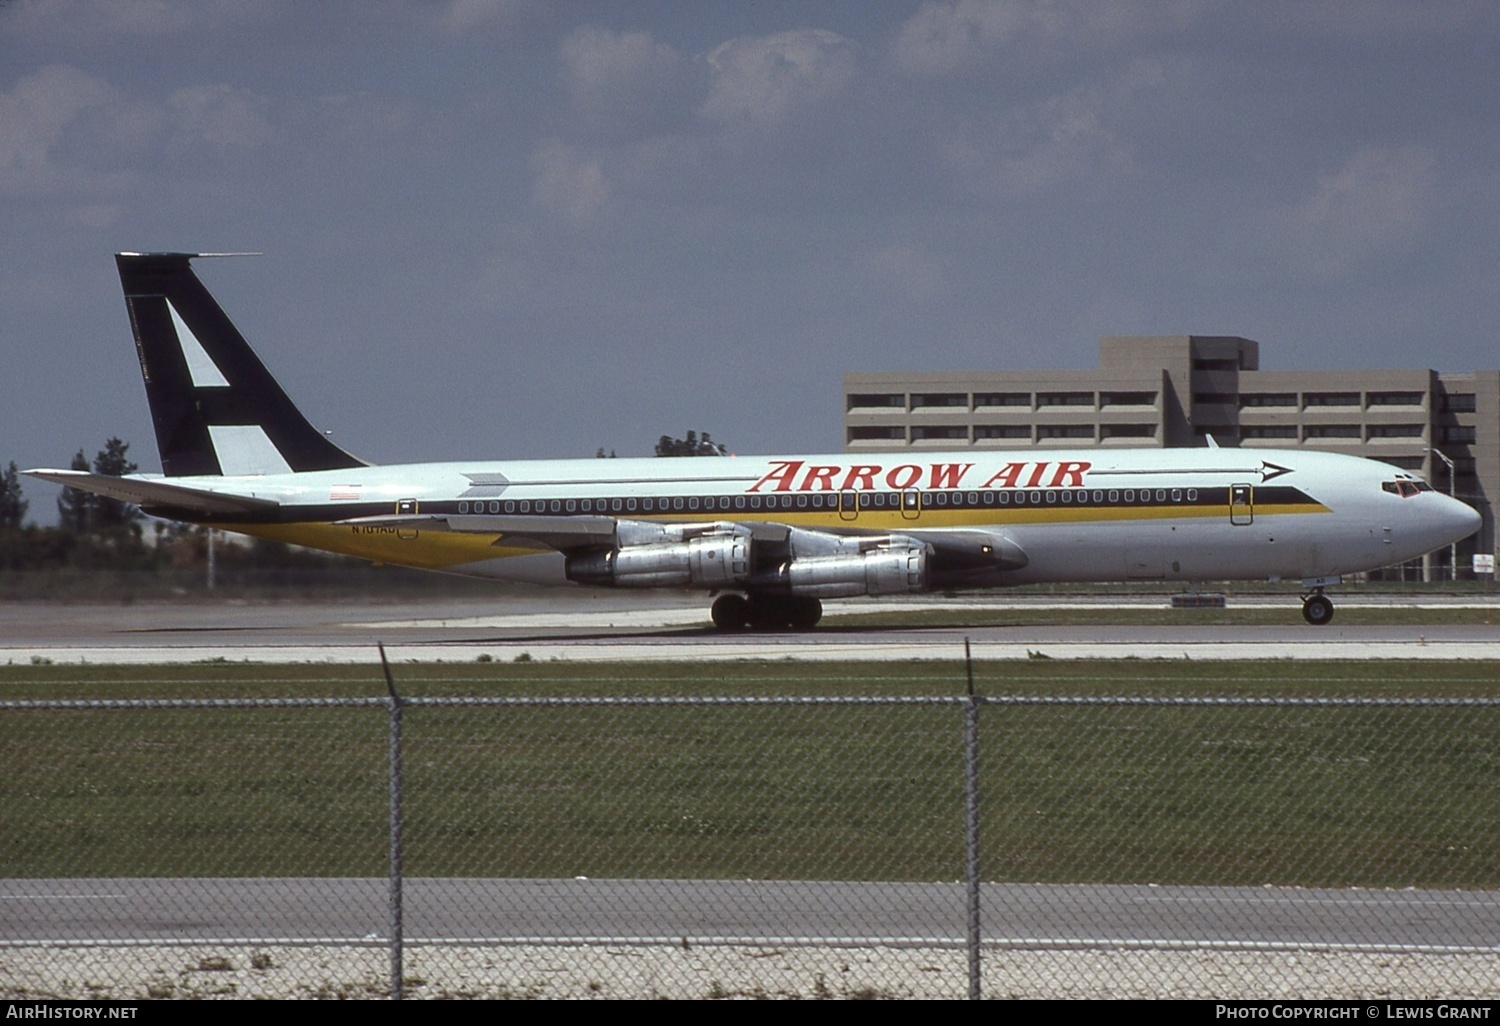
left=3, top=594, right=1500, bottom=664
left=4, top=878, right=1496, bottom=954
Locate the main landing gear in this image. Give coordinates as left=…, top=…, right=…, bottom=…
left=711, top=592, right=823, bottom=631
left=1301, top=589, right=1335, bottom=626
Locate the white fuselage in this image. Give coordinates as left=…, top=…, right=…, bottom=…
left=155, top=446, right=1480, bottom=590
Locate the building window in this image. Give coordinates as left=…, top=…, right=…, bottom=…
left=847, top=393, right=905, bottom=409
left=911, top=425, right=969, bottom=440
left=1304, top=424, right=1361, bottom=438
left=910, top=393, right=967, bottom=408
left=1243, top=426, right=1298, bottom=439
left=973, top=392, right=1030, bottom=407
left=1038, top=425, right=1095, bottom=439
left=1443, top=393, right=1478, bottom=413
left=1442, top=426, right=1477, bottom=445
left=1099, top=391, right=1155, bottom=407
left=974, top=425, right=1031, bottom=439
left=1367, top=392, right=1425, bottom=407
left=1037, top=392, right=1093, bottom=407
left=1100, top=424, right=1154, bottom=438
left=1304, top=392, right=1360, bottom=407
left=1192, top=392, right=1236, bottom=405
left=1378, top=456, right=1426, bottom=470
left=848, top=426, right=905, bottom=441
left=1366, top=424, right=1425, bottom=439
left=1241, top=393, right=1297, bottom=407
left=1192, top=358, right=1241, bottom=371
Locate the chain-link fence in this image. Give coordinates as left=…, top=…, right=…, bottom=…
left=2, top=686, right=1498, bottom=999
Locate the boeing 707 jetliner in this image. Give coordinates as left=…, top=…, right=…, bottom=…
left=26, top=253, right=1481, bottom=628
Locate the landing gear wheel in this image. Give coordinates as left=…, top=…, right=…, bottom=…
left=787, top=595, right=823, bottom=630
left=1301, top=593, right=1335, bottom=626
left=745, top=595, right=789, bottom=630
left=711, top=593, right=748, bottom=630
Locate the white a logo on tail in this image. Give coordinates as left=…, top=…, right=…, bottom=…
left=167, top=300, right=229, bottom=388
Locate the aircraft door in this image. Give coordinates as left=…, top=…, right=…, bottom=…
left=901, top=490, right=921, bottom=520
left=839, top=490, right=859, bottom=522
left=1229, top=484, right=1253, bottom=526
left=396, top=498, right=419, bottom=540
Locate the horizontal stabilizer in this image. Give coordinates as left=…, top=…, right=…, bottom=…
left=23, top=469, right=279, bottom=514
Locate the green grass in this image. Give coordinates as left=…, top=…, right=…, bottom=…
left=3, top=660, right=1499, bottom=886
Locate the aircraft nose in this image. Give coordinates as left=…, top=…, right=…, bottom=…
left=1432, top=494, right=1482, bottom=546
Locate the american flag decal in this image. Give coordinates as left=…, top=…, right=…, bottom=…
left=330, top=485, right=361, bottom=501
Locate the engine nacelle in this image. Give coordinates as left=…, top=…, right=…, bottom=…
left=566, top=530, right=750, bottom=588
left=785, top=543, right=928, bottom=598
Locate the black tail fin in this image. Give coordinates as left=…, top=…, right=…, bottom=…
left=116, top=252, right=367, bottom=477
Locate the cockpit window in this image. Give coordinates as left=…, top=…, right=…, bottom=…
left=1383, top=480, right=1430, bottom=498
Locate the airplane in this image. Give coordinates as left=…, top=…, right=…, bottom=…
left=26, top=252, right=1482, bottom=629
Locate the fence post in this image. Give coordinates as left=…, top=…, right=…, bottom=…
left=380, top=644, right=405, bottom=1001
left=964, top=638, right=982, bottom=1000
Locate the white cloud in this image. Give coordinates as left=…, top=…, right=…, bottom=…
left=559, top=25, right=686, bottom=134
left=892, top=0, right=1203, bottom=75
left=562, top=25, right=682, bottom=105
left=167, top=84, right=273, bottom=149
left=893, top=0, right=1042, bottom=75
left=530, top=140, right=611, bottom=226
left=700, top=29, right=858, bottom=126
left=0, top=65, right=119, bottom=192
left=940, top=84, right=1135, bottom=196
left=1275, top=146, right=1436, bottom=276
left=440, top=0, right=541, bottom=33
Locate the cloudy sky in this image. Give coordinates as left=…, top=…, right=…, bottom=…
left=4, top=1, right=1499, bottom=514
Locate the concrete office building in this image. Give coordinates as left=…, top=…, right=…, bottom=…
left=844, top=336, right=1497, bottom=577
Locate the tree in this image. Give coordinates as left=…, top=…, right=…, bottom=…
left=55, top=438, right=141, bottom=535
left=91, top=437, right=139, bottom=530
left=655, top=430, right=726, bottom=457
left=56, top=449, right=93, bottom=533
left=0, top=461, right=26, bottom=529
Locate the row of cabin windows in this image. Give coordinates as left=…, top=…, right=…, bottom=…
left=456, top=487, right=1204, bottom=516
left=849, top=391, right=1158, bottom=411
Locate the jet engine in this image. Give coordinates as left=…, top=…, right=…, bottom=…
left=784, top=542, right=929, bottom=597
left=565, top=523, right=750, bottom=588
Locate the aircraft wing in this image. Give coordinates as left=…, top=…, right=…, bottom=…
left=335, top=513, right=1028, bottom=573
left=334, top=513, right=618, bottom=551
left=23, top=469, right=279, bottom=514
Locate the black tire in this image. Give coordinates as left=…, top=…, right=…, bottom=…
left=745, top=596, right=789, bottom=630
left=1302, top=595, right=1334, bottom=626
left=711, top=593, right=749, bottom=630
left=787, top=595, right=823, bottom=630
